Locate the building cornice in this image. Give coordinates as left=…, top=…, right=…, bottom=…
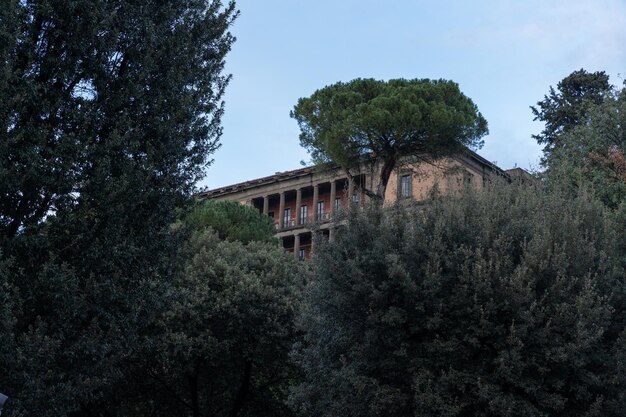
left=199, top=147, right=514, bottom=199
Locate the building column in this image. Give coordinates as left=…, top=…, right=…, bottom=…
left=330, top=180, right=337, bottom=216
left=359, top=175, right=364, bottom=207
left=347, top=178, right=354, bottom=204
left=262, top=195, right=269, bottom=215
left=295, top=188, right=302, bottom=225
left=279, top=191, right=285, bottom=228
left=362, top=174, right=368, bottom=204
left=294, top=233, right=300, bottom=259
left=329, top=227, right=334, bottom=242
left=312, top=184, right=319, bottom=221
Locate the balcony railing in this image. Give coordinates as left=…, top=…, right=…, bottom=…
left=317, top=212, right=331, bottom=221
left=276, top=212, right=333, bottom=231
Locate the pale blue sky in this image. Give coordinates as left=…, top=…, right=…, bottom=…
left=200, top=0, right=626, bottom=190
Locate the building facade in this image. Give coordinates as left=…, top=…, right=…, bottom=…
left=199, top=150, right=524, bottom=259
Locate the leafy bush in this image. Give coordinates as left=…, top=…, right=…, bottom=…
left=291, top=183, right=626, bottom=417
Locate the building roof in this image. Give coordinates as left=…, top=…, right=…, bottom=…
left=197, top=165, right=321, bottom=199
left=198, top=148, right=517, bottom=199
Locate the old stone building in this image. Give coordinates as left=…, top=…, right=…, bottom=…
left=199, top=149, right=527, bottom=259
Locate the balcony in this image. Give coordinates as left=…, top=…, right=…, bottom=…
left=275, top=219, right=298, bottom=231
left=274, top=212, right=334, bottom=233
left=317, top=212, right=331, bottom=222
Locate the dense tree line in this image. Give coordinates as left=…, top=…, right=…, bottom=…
left=292, top=183, right=626, bottom=416
left=1, top=4, right=625, bottom=414
left=0, top=1, right=302, bottom=415
left=288, top=69, right=626, bottom=416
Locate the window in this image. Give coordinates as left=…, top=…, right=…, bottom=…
left=267, top=211, right=274, bottom=219
left=334, top=197, right=342, bottom=212
left=283, top=208, right=291, bottom=228
left=351, top=192, right=360, bottom=203
left=463, top=171, right=474, bottom=186
left=299, top=205, right=308, bottom=225
left=298, top=248, right=306, bottom=261
left=400, top=174, right=411, bottom=198
left=316, top=200, right=325, bottom=220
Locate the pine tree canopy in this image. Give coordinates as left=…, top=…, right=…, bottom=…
left=291, top=78, right=488, bottom=201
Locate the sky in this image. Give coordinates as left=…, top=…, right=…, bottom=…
left=200, top=0, right=626, bottom=190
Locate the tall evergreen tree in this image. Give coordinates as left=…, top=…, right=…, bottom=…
left=531, top=69, right=611, bottom=168
left=0, top=1, right=237, bottom=416
left=533, top=70, right=626, bottom=207
left=552, top=87, right=626, bottom=207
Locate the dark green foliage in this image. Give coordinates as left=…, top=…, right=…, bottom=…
left=144, top=231, right=303, bottom=417
left=531, top=69, right=612, bottom=167
left=291, top=78, right=488, bottom=200
left=0, top=0, right=236, bottom=240
left=127, top=201, right=301, bottom=417
left=0, top=1, right=237, bottom=416
left=533, top=70, right=626, bottom=207
left=550, top=89, right=626, bottom=207
left=186, top=199, right=277, bottom=243
left=291, top=184, right=626, bottom=417
left=0, top=254, right=18, bottom=405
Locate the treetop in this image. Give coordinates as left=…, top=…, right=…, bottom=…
left=291, top=77, right=488, bottom=200
left=293, top=78, right=487, bottom=166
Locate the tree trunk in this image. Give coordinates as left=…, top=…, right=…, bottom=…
left=375, top=155, right=397, bottom=202
left=228, top=360, right=253, bottom=417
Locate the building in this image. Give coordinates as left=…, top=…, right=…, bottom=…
left=198, top=150, right=525, bottom=259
